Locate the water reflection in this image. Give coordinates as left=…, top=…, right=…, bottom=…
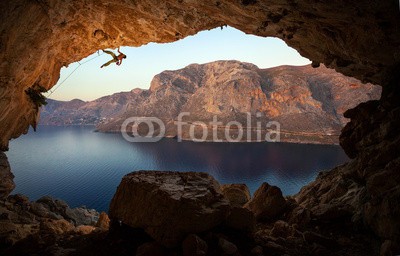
left=8, top=126, right=348, bottom=212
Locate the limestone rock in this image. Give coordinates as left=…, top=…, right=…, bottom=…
left=95, top=62, right=380, bottom=144
left=270, top=220, right=295, bottom=239
left=286, top=206, right=311, bottom=228
left=224, top=206, right=255, bottom=232
left=0, top=152, right=15, bottom=200
left=109, top=171, right=230, bottom=247
left=296, top=90, right=400, bottom=243
left=96, top=212, right=110, bottom=230
left=40, top=61, right=381, bottom=144
left=0, top=220, right=38, bottom=246
left=35, top=196, right=69, bottom=217
left=182, top=234, right=208, bottom=256
left=40, top=219, right=75, bottom=235
left=30, top=201, right=64, bottom=220
left=31, top=196, right=99, bottom=225
left=218, top=237, right=238, bottom=255
left=65, top=207, right=98, bottom=226
left=221, top=183, right=251, bottom=207
left=245, top=182, right=287, bottom=221
left=0, top=194, right=102, bottom=252
left=75, top=225, right=96, bottom=235
left=7, top=194, right=29, bottom=205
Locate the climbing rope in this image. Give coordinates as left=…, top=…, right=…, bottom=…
left=47, top=51, right=105, bottom=97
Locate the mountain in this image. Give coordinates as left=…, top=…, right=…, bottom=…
left=40, top=61, right=381, bottom=144
left=40, top=90, right=145, bottom=126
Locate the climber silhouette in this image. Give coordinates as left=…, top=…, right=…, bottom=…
left=100, top=47, right=127, bottom=68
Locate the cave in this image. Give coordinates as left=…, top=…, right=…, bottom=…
left=1, top=0, right=400, bottom=255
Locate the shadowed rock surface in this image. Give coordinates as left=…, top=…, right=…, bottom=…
left=221, top=184, right=251, bottom=207
left=0, top=170, right=396, bottom=255
left=245, top=183, right=287, bottom=221
left=0, top=194, right=103, bottom=251
left=295, top=87, right=400, bottom=247
left=0, top=152, right=14, bottom=200
left=109, top=171, right=231, bottom=247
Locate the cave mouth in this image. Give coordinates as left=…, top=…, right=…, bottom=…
left=1, top=0, right=400, bottom=254
left=6, top=25, right=381, bottom=213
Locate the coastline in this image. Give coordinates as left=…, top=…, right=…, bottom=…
left=95, top=128, right=340, bottom=145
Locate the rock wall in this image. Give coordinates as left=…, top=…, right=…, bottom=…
left=1, top=0, right=400, bottom=149
left=0, top=194, right=107, bottom=252
left=0, top=152, right=14, bottom=200
left=296, top=82, right=400, bottom=244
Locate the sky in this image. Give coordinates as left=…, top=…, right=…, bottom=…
left=46, top=26, right=310, bottom=101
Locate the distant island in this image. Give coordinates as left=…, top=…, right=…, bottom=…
left=40, top=61, right=381, bottom=144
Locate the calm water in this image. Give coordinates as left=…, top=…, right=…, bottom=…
left=7, top=126, right=348, bottom=212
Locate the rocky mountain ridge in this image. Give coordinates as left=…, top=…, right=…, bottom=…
left=40, top=61, right=381, bottom=144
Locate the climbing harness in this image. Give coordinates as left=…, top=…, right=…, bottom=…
left=47, top=51, right=105, bottom=97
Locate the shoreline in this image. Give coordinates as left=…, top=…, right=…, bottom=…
left=37, top=124, right=340, bottom=145
left=97, top=129, right=341, bottom=146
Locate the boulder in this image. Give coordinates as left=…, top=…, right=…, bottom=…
left=224, top=206, right=255, bottom=231
left=65, top=207, right=98, bottom=226
left=0, top=152, right=15, bottom=200
left=221, top=184, right=251, bottom=207
left=75, top=225, right=96, bottom=235
left=270, top=220, right=294, bottom=239
left=182, top=234, right=208, bottom=256
left=245, top=183, right=287, bottom=221
left=40, top=219, right=74, bottom=235
left=96, top=212, right=110, bottom=230
left=109, top=171, right=230, bottom=247
left=33, top=196, right=99, bottom=226
left=33, top=196, right=68, bottom=219
left=7, top=194, right=29, bottom=205
left=30, top=202, right=64, bottom=220
left=0, top=221, right=38, bottom=246
left=286, top=206, right=311, bottom=228
left=218, top=237, right=238, bottom=255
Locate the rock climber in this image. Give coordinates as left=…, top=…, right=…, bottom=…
left=100, top=47, right=127, bottom=68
